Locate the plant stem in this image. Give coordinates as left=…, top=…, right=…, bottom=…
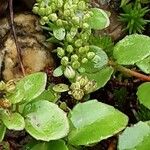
left=109, top=60, right=150, bottom=81
left=9, top=0, right=25, bottom=76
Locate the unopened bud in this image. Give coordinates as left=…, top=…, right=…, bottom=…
left=61, top=56, right=69, bottom=66
left=64, top=66, right=76, bottom=79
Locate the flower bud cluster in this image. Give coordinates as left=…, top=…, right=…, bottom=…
left=33, top=0, right=96, bottom=79
left=68, top=75, right=97, bottom=100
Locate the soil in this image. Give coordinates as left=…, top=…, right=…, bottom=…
left=0, top=0, right=150, bottom=150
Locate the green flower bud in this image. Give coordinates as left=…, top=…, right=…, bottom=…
left=83, top=23, right=89, bottom=29
left=45, top=6, right=52, bottom=15
left=57, top=0, right=63, bottom=8
left=72, top=16, right=80, bottom=25
left=49, top=13, right=58, bottom=22
left=38, top=7, right=46, bottom=16
left=57, top=47, right=65, bottom=58
left=78, top=1, right=86, bottom=10
left=40, top=18, right=46, bottom=25
left=0, top=81, right=6, bottom=91
left=64, top=3, right=70, bottom=10
left=51, top=2, right=56, bottom=10
left=84, top=45, right=90, bottom=52
left=64, top=10, right=70, bottom=17
left=61, top=56, right=69, bottom=66
left=71, top=89, right=84, bottom=100
left=75, top=39, right=82, bottom=47
left=87, top=52, right=95, bottom=60
left=83, top=13, right=91, bottom=21
left=66, top=45, right=74, bottom=53
left=70, top=27, right=78, bottom=37
left=39, top=1, right=45, bottom=8
left=56, top=19, right=63, bottom=26
left=64, top=66, right=76, bottom=79
left=76, top=76, right=89, bottom=87
left=83, top=80, right=97, bottom=94
left=70, top=82, right=80, bottom=90
left=66, top=34, right=73, bottom=43
left=32, top=6, right=39, bottom=14
left=78, top=47, right=85, bottom=54
left=71, top=54, right=78, bottom=61
left=42, top=16, right=49, bottom=23
left=81, top=58, right=88, bottom=63
left=72, top=60, right=80, bottom=69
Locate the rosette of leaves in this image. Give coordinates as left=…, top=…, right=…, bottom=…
left=119, top=0, right=149, bottom=34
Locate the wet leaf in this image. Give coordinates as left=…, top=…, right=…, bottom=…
left=8, top=72, right=47, bottom=104
left=136, top=56, right=150, bottom=74
left=113, top=34, right=150, bottom=65
left=68, top=100, right=128, bottom=146
left=118, top=121, right=150, bottom=150
left=53, top=66, right=63, bottom=77
left=2, top=112, right=25, bottom=131
left=84, top=66, right=114, bottom=91
left=53, top=84, right=69, bottom=93
left=137, top=82, right=150, bottom=109
left=82, top=46, right=108, bottom=73
left=30, top=140, right=68, bottom=150
left=88, top=8, right=110, bottom=30
left=24, top=100, right=69, bottom=141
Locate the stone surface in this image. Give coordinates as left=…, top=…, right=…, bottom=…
left=0, top=13, right=54, bottom=81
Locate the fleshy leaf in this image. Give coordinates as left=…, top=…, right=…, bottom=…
left=53, top=66, right=63, bottom=77
left=118, top=121, right=150, bottom=150
left=2, top=112, right=25, bottom=131
left=136, top=56, right=150, bottom=74
left=8, top=72, right=47, bottom=104
left=24, top=100, right=69, bottom=141
left=113, top=34, right=150, bottom=65
left=137, top=82, right=150, bottom=109
left=29, top=140, right=68, bottom=150
left=88, top=8, right=110, bottom=30
left=82, top=46, right=108, bottom=73
left=68, top=100, right=128, bottom=146
left=84, top=66, right=114, bottom=90
left=53, top=84, right=69, bottom=93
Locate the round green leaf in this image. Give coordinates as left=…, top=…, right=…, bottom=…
left=82, top=46, right=108, bottom=73
left=53, top=28, right=65, bottom=40
left=10, top=72, right=47, bottom=104
left=136, top=56, right=150, bottom=74
left=53, top=84, right=69, bottom=93
left=53, top=66, right=63, bottom=77
left=68, top=100, right=128, bottom=146
left=84, top=66, right=114, bottom=91
left=2, top=112, right=25, bottom=131
left=24, top=100, right=69, bottom=141
left=30, top=140, right=68, bottom=150
left=137, top=82, right=150, bottom=109
left=113, top=34, right=150, bottom=65
left=0, top=122, right=6, bottom=142
left=118, top=121, right=150, bottom=150
left=88, top=8, right=110, bottom=30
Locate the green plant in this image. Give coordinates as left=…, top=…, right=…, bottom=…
left=120, top=0, right=149, bottom=34
left=1, top=0, right=150, bottom=149
left=32, top=0, right=110, bottom=100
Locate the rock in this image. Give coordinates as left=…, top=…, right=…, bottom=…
left=0, top=13, right=54, bottom=81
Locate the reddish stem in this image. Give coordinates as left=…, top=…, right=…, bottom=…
left=109, top=60, right=150, bottom=81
